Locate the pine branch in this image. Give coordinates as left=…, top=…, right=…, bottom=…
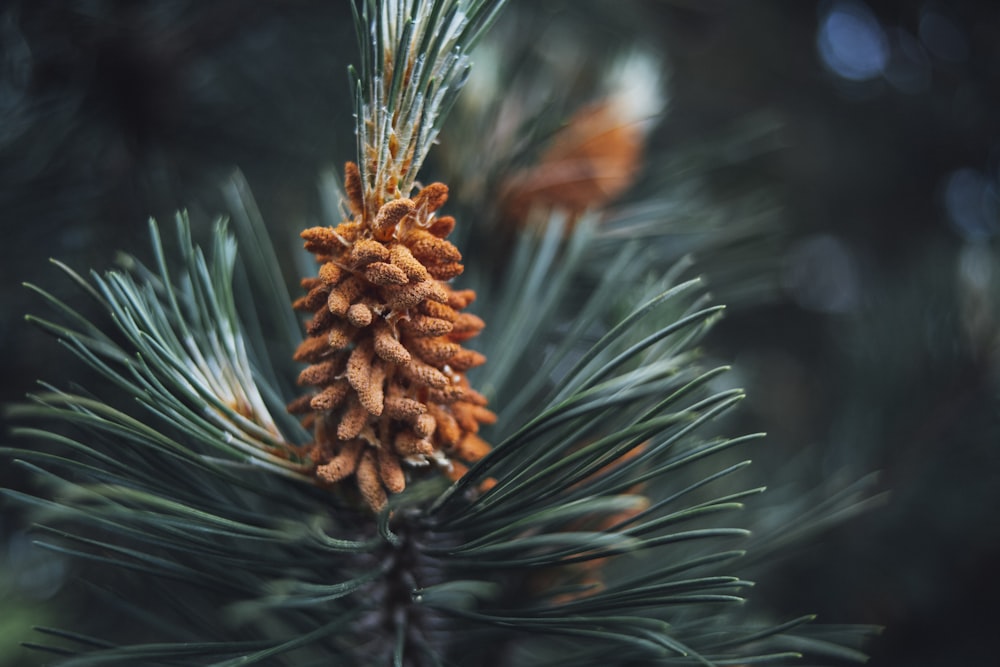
left=2, top=1, right=880, bottom=665
left=352, top=0, right=507, bottom=213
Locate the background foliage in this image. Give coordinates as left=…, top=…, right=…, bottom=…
left=2, top=1, right=998, bottom=665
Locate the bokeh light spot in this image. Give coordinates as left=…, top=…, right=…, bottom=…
left=818, top=1, right=889, bottom=81
left=919, top=11, right=969, bottom=63
left=944, top=168, right=999, bottom=242
left=783, top=234, right=861, bottom=314
left=958, top=243, right=993, bottom=293
left=884, top=27, right=931, bottom=94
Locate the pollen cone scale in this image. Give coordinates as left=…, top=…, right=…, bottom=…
left=290, top=162, right=495, bottom=511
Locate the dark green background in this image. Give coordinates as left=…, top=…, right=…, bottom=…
left=2, top=1, right=997, bottom=665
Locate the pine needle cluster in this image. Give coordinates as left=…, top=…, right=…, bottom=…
left=3, top=1, right=877, bottom=665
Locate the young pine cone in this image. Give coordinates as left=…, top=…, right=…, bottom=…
left=289, top=162, right=495, bottom=511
